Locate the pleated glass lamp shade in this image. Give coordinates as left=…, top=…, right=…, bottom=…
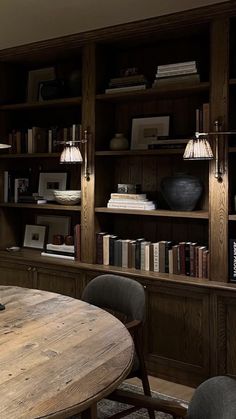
left=60, top=144, right=83, bottom=164
left=0, top=143, right=11, bottom=149
left=183, top=136, right=214, bottom=160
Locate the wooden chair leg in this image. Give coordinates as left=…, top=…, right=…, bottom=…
left=81, top=403, right=97, bottom=419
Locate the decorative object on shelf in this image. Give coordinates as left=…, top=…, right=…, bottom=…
left=183, top=120, right=236, bottom=181
left=131, top=115, right=170, bottom=150
left=109, top=133, right=129, bottom=151
left=117, top=184, right=141, bottom=194
left=59, top=124, right=90, bottom=180
left=36, top=214, right=71, bottom=243
left=53, top=190, right=81, bottom=205
left=160, top=173, right=203, bottom=211
left=38, top=172, right=67, bottom=201
left=67, top=69, right=82, bottom=96
left=23, top=224, right=47, bottom=249
left=38, top=79, right=65, bottom=101
left=27, top=67, right=56, bottom=102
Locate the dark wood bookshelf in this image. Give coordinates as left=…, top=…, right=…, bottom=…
left=95, top=207, right=209, bottom=219
left=0, top=152, right=60, bottom=159
left=0, top=96, right=82, bottom=111
left=0, top=203, right=81, bottom=211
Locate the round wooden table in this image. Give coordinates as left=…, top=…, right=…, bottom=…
left=0, top=286, right=134, bottom=419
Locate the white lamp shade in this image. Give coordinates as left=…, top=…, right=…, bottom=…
left=60, top=145, right=83, bottom=164
left=183, top=137, right=214, bottom=160
left=0, top=143, right=11, bottom=149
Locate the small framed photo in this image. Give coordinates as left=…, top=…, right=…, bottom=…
left=27, top=67, right=56, bottom=102
left=131, top=115, right=170, bottom=150
left=38, top=172, right=67, bottom=201
left=36, top=215, right=71, bottom=243
left=23, top=224, right=47, bottom=249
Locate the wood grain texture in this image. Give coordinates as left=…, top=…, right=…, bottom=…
left=0, top=286, right=133, bottom=419
left=209, top=18, right=229, bottom=282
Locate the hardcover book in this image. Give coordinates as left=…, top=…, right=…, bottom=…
left=229, top=239, right=236, bottom=281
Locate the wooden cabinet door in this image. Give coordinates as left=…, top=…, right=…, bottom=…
left=143, top=282, right=210, bottom=387
left=35, top=267, right=78, bottom=297
left=0, top=260, right=33, bottom=288
left=215, top=293, right=236, bottom=377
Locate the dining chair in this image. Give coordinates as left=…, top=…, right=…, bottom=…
left=82, top=274, right=187, bottom=419
left=187, top=375, right=236, bottom=419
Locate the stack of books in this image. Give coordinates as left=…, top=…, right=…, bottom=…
left=105, top=74, right=148, bottom=94
left=41, top=243, right=75, bottom=260
left=152, top=60, right=200, bottom=88
left=96, top=232, right=209, bottom=278
left=107, top=193, right=156, bottom=210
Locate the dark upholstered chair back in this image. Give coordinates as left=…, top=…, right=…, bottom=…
left=187, top=376, right=236, bottom=419
left=82, top=274, right=145, bottom=322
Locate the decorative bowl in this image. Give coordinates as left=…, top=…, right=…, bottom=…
left=53, top=190, right=81, bottom=205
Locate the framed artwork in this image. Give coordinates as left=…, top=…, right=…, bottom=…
left=23, top=224, right=47, bottom=249
left=38, top=172, right=67, bottom=201
left=131, top=115, right=170, bottom=150
left=36, top=215, right=71, bottom=243
left=27, top=67, right=55, bottom=102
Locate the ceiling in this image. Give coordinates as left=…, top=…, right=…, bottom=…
left=0, top=0, right=228, bottom=50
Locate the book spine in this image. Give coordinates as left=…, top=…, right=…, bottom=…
left=109, top=235, right=117, bottom=265
left=3, top=171, right=8, bottom=203
left=96, top=232, right=106, bottom=264
left=144, top=243, right=150, bottom=271
left=190, top=243, right=197, bottom=277
left=74, top=224, right=81, bottom=261
left=114, top=240, right=122, bottom=267
left=229, top=239, right=236, bottom=281
left=122, top=240, right=129, bottom=268
left=135, top=239, right=145, bottom=269
left=103, top=235, right=110, bottom=265
left=158, top=241, right=166, bottom=273
left=185, top=242, right=191, bottom=276
left=179, top=242, right=186, bottom=275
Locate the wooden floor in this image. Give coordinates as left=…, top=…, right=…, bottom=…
left=127, top=376, right=195, bottom=402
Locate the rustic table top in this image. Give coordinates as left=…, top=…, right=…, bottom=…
left=0, top=286, right=134, bottom=419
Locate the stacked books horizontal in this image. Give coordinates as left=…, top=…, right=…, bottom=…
left=96, top=232, right=209, bottom=279
left=105, top=74, right=148, bottom=94
left=152, top=60, right=200, bottom=88
left=107, top=193, right=156, bottom=210
left=41, top=243, right=75, bottom=260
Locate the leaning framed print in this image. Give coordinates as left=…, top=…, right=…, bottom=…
left=131, top=115, right=170, bottom=150
left=36, top=214, right=71, bottom=243
left=38, top=172, right=67, bottom=201
left=23, top=224, right=47, bottom=249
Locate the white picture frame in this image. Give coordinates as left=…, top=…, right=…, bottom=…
left=38, top=172, right=67, bottom=201
left=131, top=115, right=170, bottom=150
left=23, top=224, right=47, bottom=249
left=36, top=215, right=71, bottom=243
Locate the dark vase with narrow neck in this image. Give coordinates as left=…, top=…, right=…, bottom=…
left=160, top=173, right=203, bottom=211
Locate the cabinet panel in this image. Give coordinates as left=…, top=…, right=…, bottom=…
left=0, top=261, right=33, bottom=288
left=216, top=294, right=236, bottom=377
left=144, top=283, right=210, bottom=386
left=36, top=267, right=78, bottom=298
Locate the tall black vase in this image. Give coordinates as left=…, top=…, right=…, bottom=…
left=160, top=173, right=203, bottom=211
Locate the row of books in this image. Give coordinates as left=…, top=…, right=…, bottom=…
left=152, top=60, right=200, bottom=88
left=41, top=224, right=81, bottom=261
left=96, top=232, right=209, bottom=278
left=195, top=103, right=210, bottom=132
left=105, top=73, right=148, bottom=94
left=4, top=169, right=32, bottom=203
left=107, top=192, right=156, bottom=210
left=7, top=124, right=82, bottom=154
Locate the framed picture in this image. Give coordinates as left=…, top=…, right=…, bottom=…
left=36, top=215, right=71, bottom=243
left=27, top=67, right=56, bottom=102
left=131, top=115, right=170, bottom=150
left=38, top=172, right=67, bottom=201
left=23, top=224, right=47, bottom=249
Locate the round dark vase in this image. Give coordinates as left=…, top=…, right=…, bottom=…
left=160, top=173, right=203, bottom=211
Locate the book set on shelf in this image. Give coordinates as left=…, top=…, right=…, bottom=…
left=105, top=67, right=148, bottom=94
left=107, top=193, right=156, bottom=210
left=7, top=123, right=82, bottom=154
left=152, top=60, right=200, bottom=88
left=96, top=232, right=209, bottom=279
left=41, top=224, right=81, bottom=261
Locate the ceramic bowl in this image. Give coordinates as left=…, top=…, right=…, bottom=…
left=53, top=190, right=81, bottom=205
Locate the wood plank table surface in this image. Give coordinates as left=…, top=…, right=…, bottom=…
left=0, top=286, right=134, bottom=419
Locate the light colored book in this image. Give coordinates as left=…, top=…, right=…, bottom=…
left=141, top=241, right=150, bottom=270
left=157, top=60, right=197, bottom=70
left=27, top=128, right=33, bottom=153
left=46, top=243, right=75, bottom=253
left=103, top=234, right=111, bottom=265
left=144, top=243, right=151, bottom=271
left=152, top=242, right=160, bottom=272
left=156, top=68, right=197, bottom=77
left=107, top=202, right=156, bottom=210
left=121, top=239, right=131, bottom=268
left=168, top=248, right=173, bottom=274
left=110, top=193, right=147, bottom=200
left=108, top=198, right=149, bottom=204
left=41, top=252, right=75, bottom=260
left=105, top=84, right=146, bottom=94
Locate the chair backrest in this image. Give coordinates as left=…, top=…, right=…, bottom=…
left=187, top=376, right=236, bottom=419
left=82, top=274, right=145, bottom=322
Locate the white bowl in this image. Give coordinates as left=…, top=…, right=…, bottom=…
left=53, top=190, right=81, bottom=205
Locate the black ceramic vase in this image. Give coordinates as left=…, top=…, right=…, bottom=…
left=160, top=173, right=203, bottom=211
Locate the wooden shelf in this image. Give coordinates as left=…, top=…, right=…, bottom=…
left=96, top=82, right=209, bottom=102
left=229, top=214, right=236, bottom=220
left=0, top=96, right=82, bottom=111
left=0, top=152, right=60, bottom=159
left=0, top=203, right=81, bottom=211
left=95, top=207, right=209, bottom=219
left=95, top=148, right=186, bottom=156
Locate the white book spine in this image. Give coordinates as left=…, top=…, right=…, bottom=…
left=105, top=84, right=146, bottom=93
left=122, top=240, right=129, bottom=268
left=108, top=198, right=149, bottom=204
left=144, top=244, right=150, bottom=271
left=157, top=68, right=197, bottom=77
left=157, top=61, right=196, bottom=70
left=41, top=252, right=75, bottom=260
left=110, top=193, right=147, bottom=200
left=107, top=203, right=156, bottom=210
left=4, top=171, right=8, bottom=203
left=168, top=249, right=173, bottom=274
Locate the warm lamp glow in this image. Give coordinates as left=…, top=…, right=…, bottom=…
left=0, top=143, right=11, bottom=149
left=60, top=142, right=83, bottom=164
left=183, top=134, right=213, bottom=160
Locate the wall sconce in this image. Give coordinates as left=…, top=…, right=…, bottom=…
left=60, top=125, right=90, bottom=180
left=183, top=120, right=236, bottom=181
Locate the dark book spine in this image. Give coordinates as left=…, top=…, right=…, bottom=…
left=109, top=235, right=118, bottom=265
left=185, top=242, right=191, bottom=276
left=190, top=243, right=197, bottom=277
left=229, top=239, right=236, bottom=281
left=74, top=224, right=81, bottom=261
left=135, top=238, right=145, bottom=269
left=165, top=241, right=173, bottom=273
left=179, top=242, right=186, bottom=275
left=96, top=232, right=106, bottom=264
left=114, top=239, right=122, bottom=267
